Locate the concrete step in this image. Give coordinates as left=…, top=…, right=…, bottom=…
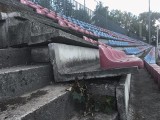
left=29, top=20, right=97, bottom=48
left=70, top=112, right=118, bottom=120
left=0, top=64, right=53, bottom=102
left=0, top=16, right=30, bottom=48
left=7, top=17, right=30, bottom=47
left=128, top=69, right=160, bottom=120
left=0, top=84, right=74, bottom=120
left=0, top=47, right=31, bottom=69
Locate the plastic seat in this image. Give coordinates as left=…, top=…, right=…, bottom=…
left=36, top=8, right=46, bottom=15
left=20, top=0, right=29, bottom=5
left=42, top=8, right=50, bottom=13
left=58, top=19, right=68, bottom=28
left=99, top=45, right=144, bottom=69
left=46, top=13, right=58, bottom=21
left=144, top=47, right=155, bottom=64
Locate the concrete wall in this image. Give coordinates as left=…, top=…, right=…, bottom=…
left=124, top=74, right=131, bottom=115
left=48, top=43, right=100, bottom=82
left=116, top=74, right=131, bottom=120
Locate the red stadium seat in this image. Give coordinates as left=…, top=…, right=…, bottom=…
left=58, top=19, right=68, bottom=28
left=46, top=13, right=58, bottom=21
left=20, top=0, right=29, bottom=5
left=36, top=8, right=46, bottom=15
left=99, top=45, right=144, bottom=69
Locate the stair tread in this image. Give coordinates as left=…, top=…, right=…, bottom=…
left=0, top=63, right=53, bottom=102
left=0, top=84, right=70, bottom=119
left=0, top=64, right=49, bottom=74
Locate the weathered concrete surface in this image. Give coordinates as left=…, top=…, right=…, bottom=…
left=0, top=16, right=31, bottom=48
left=0, top=64, right=53, bottom=102
left=0, top=19, right=8, bottom=48
left=31, top=47, right=50, bottom=63
left=49, top=43, right=99, bottom=73
left=8, top=17, right=31, bottom=47
left=0, top=12, right=21, bottom=20
left=49, top=43, right=138, bottom=82
left=87, top=78, right=119, bottom=97
left=0, top=47, right=31, bottom=69
left=30, top=21, right=57, bottom=37
left=86, top=74, right=131, bottom=120
left=116, top=74, right=131, bottom=120
left=0, top=85, right=75, bottom=120
left=1, top=12, right=96, bottom=48
left=128, top=69, right=160, bottom=120
left=30, top=23, right=97, bottom=48
left=70, top=112, right=118, bottom=120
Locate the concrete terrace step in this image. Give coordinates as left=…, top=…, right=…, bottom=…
left=0, top=47, right=31, bottom=69
left=128, top=69, right=160, bottom=120
left=0, top=12, right=97, bottom=49
left=29, top=24, right=97, bottom=48
left=0, top=84, right=74, bottom=120
left=0, top=16, right=30, bottom=48
left=0, top=64, right=53, bottom=102
left=70, top=112, right=118, bottom=120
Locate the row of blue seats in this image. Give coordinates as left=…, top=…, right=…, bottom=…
left=64, top=15, right=120, bottom=40
left=124, top=46, right=151, bottom=55
left=62, top=15, right=146, bottom=46
left=124, top=47, right=141, bottom=55
left=144, top=47, right=156, bottom=64
left=107, top=40, right=129, bottom=46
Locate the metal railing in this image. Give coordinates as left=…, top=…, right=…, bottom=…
left=31, top=0, right=94, bottom=17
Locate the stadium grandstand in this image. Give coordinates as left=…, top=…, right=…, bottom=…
left=0, top=0, right=160, bottom=120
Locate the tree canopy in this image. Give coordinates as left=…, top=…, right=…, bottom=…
left=139, top=12, right=160, bottom=43
left=93, top=2, right=160, bottom=43
left=92, top=2, right=108, bottom=28
left=72, top=9, right=91, bottom=23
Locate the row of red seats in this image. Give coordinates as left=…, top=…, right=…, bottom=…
left=145, top=62, right=160, bottom=88
left=83, top=36, right=108, bottom=47
left=20, top=0, right=95, bottom=36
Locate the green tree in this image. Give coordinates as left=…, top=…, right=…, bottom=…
left=139, top=12, right=160, bottom=43
left=92, top=2, right=108, bottom=28
left=109, top=10, right=139, bottom=36
left=54, top=0, right=74, bottom=16
left=72, top=9, right=91, bottom=23
left=35, top=0, right=52, bottom=9
left=109, top=9, right=123, bottom=25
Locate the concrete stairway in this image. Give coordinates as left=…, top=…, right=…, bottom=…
left=128, top=69, right=160, bottom=120
left=0, top=47, right=75, bottom=120
left=0, top=17, right=76, bottom=119
left=0, top=84, right=74, bottom=120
